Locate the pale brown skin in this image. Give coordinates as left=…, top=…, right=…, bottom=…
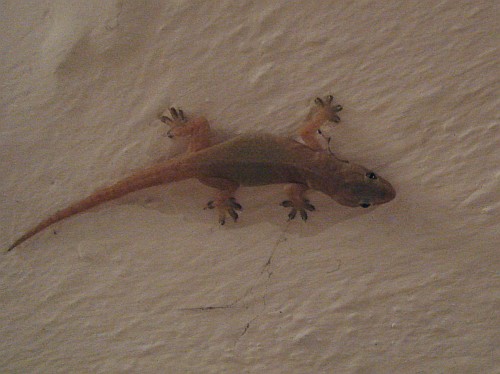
left=7, top=96, right=395, bottom=251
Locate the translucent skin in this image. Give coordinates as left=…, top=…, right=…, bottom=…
left=186, top=133, right=395, bottom=207
left=7, top=96, right=395, bottom=251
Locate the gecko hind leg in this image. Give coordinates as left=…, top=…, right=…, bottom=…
left=280, top=184, right=315, bottom=221
left=199, top=177, right=242, bottom=225
left=160, top=107, right=211, bottom=152
left=299, top=95, right=343, bottom=151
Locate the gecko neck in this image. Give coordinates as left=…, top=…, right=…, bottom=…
left=303, top=152, right=348, bottom=197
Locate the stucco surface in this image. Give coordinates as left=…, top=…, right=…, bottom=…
left=1, top=1, right=498, bottom=372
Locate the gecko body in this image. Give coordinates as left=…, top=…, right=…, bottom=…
left=7, top=96, right=395, bottom=251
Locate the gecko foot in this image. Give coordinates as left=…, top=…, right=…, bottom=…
left=206, top=197, right=243, bottom=225
left=160, top=107, right=212, bottom=152
left=313, top=95, right=343, bottom=123
left=161, top=107, right=188, bottom=138
left=280, top=199, right=315, bottom=221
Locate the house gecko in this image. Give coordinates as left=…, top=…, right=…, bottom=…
left=7, top=95, right=396, bottom=251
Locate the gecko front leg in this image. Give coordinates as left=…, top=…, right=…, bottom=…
left=161, top=107, right=211, bottom=152
left=299, top=95, right=343, bottom=151
left=280, top=183, right=315, bottom=221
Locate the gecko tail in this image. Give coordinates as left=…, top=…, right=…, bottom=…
left=7, top=159, right=192, bottom=252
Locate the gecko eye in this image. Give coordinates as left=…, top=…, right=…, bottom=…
left=360, top=203, right=371, bottom=208
left=366, top=172, right=377, bottom=180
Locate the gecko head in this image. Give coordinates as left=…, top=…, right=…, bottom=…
left=333, top=164, right=396, bottom=208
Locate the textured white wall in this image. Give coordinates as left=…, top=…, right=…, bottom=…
left=1, top=1, right=498, bottom=372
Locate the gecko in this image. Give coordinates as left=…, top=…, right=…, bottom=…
left=7, top=95, right=396, bottom=251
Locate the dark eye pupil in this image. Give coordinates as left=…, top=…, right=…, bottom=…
left=367, top=172, right=377, bottom=179
left=360, top=203, right=371, bottom=208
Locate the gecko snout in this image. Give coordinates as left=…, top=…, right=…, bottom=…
left=383, top=182, right=397, bottom=202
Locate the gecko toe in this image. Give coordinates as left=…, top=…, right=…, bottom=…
left=228, top=208, right=239, bottom=222
left=228, top=197, right=242, bottom=211
left=161, top=115, right=173, bottom=123
left=300, top=209, right=308, bottom=221
left=314, top=97, right=325, bottom=106
left=303, top=200, right=316, bottom=211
